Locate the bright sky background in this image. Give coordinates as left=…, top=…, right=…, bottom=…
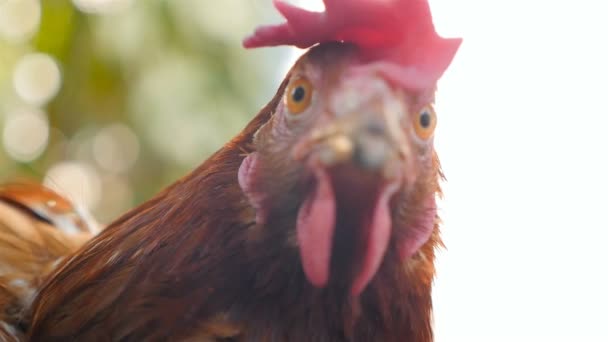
left=289, top=1, right=607, bottom=341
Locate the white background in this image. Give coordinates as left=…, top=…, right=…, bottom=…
left=290, top=1, right=608, bottom=341
left=432, top=1, right=608, bottom=341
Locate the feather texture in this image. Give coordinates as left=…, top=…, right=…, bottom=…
left=0, top=183, right=96, bottom=340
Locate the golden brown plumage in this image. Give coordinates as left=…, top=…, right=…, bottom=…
left=0, top=183, right=97, bottom=340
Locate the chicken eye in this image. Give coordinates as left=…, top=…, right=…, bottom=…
left=285, top=77, right=313, bottom=115
left=413, top=105, right=437, bottom=140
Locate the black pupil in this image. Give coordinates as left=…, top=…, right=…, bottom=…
left=419, top=112, right=432, bottom=128
left=292, top=86, right=306, bottom=102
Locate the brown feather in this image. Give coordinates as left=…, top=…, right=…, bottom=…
left=27, top=75, right=289, bottom=341
left=0, top=183, right=95, bottom=340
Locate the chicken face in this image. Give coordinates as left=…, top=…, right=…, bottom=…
left=239, top=43, right=439, bottom=296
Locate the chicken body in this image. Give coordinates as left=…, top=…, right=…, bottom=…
left=20, top=43, right=444, bottom=341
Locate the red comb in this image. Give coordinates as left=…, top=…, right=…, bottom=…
left=243, top=0, right=461, bottom=90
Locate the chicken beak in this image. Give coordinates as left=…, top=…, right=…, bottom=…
left=295, top=106, right=408, bottom=181
left=326, top=120, right=393, bottom=167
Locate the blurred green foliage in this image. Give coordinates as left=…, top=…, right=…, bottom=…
left=0, top=0, right=292, bottom=222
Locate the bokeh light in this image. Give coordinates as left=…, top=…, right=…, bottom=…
left=95, top=175, right=134, bottom=223
left=13, top=53, right=62, bottom=105
left=2, top=108, right=49, bottom=162
left=92, top=123, right=140, bottom=173
left=72, top=0, right=134, bottom=14
left=1, top=0, right=280, bottom=223
left=0, top=0, right=41, bottom=42
left=168, top=1, right=252, bottom=44
left=44, top=161, right=102, bottom=211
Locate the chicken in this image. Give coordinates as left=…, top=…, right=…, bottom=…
left=11, top=0, right=461, bottom=340
left=0, top=183, right=98, bottom=341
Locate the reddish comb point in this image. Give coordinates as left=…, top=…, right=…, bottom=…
left=244, top=0, right=461, bottom=89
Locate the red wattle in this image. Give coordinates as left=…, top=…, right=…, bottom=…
left=350, top=182, right=399, bottom=296
left=296, top=165, right=336, bottom=288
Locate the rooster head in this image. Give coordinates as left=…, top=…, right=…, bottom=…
left=240, top=0, right=460, bottom=296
